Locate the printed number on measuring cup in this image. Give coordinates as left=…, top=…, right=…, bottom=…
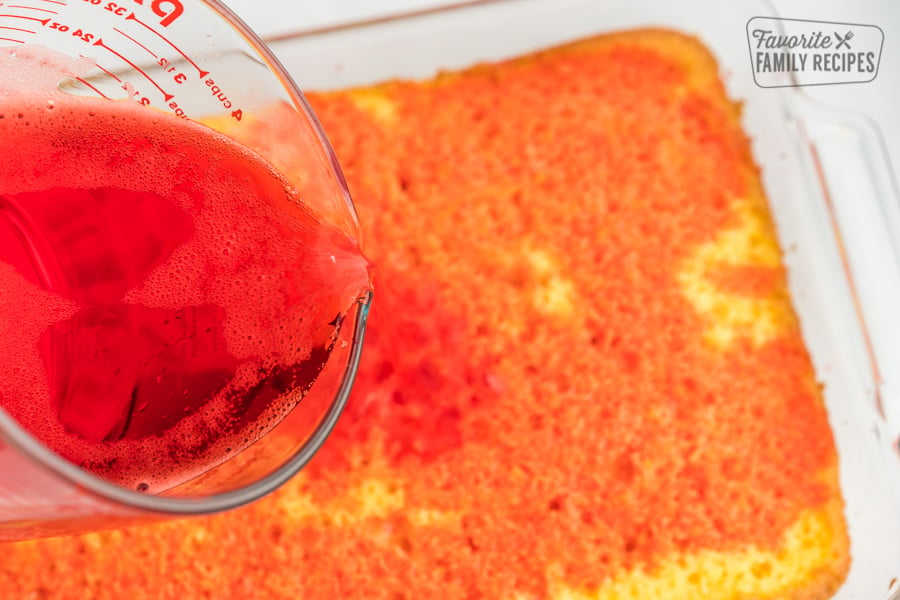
left=79, top=0, right=185, bottom=28
left=104, top=3, right=128, bottom=17
left=72, top=29, right=96, bottom=43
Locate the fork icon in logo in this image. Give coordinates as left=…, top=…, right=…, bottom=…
left=834, top=30, right=854, bottom=49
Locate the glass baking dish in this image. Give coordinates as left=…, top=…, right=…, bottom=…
left=264, top=0, right=900, bottom=597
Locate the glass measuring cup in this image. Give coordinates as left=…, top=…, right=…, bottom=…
left=0, top=0, right=372, bottom=541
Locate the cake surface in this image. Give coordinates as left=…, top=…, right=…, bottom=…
left=0, top=29, right=849, bottom=599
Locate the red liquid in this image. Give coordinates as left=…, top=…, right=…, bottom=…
left=0, top=48, right=370, bottom=492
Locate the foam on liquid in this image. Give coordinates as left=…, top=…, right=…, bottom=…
left=0, top=46, right=370, bottom=492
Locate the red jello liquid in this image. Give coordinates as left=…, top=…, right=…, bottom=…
left=0, top=48, right=370, bottom=492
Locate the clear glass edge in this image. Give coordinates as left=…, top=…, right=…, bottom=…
left=204, top=0, right=364, bottom=241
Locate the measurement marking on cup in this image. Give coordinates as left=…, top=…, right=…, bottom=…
left=93, top=37, right=173, bottom=101
left=75, top=76, right=110, bottom=99
left=93, top=61, right=122, bottom=83
left=0, top=25, right=34, bottom=33
left=125, top=12, right=208, bottom=78
left=0, top=13, right=49, bottom=24
left=78, top=55, right=124, bottom=91
left=0, top=36, right=24, bottom=42
left=113, top=26, right=156, bottom=58
left=6, top=4, right=57, bottom=13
